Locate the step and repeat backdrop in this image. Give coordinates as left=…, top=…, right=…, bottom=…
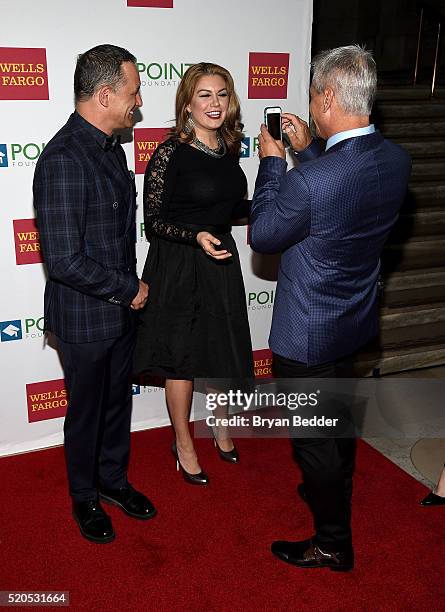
left=0, top=0, right=313, bottom=456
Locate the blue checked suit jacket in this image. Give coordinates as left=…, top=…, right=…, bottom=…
left=250, top=131, right=411, bottom=365
left=33, top=112, right=139, bottom=343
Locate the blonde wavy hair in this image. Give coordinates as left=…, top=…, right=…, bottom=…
left=171, top=62, right=243, bottom=156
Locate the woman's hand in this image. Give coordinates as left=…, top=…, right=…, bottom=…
left=197, top=232, right=232, bottom=259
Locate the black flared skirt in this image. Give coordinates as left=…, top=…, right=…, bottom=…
left=133, top=232, right=254, bottom=381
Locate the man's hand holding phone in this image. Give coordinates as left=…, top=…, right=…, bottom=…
left=258, top=107, right=313, bottom=159
left=264, top=106, right=282, bottom=140
left=281, top=113, right=313, bottom=152
left=259, top=106, right=285, bottom=160
left=258, top=124, right=286, bottom=160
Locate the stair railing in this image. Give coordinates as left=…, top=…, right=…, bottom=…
left=413, top=3, right=443, bottom=97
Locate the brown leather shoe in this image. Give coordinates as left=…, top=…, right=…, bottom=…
left=271, top=538, right=354, bottom=572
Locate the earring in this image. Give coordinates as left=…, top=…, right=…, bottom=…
left=184, top=112, right=195, bottom=135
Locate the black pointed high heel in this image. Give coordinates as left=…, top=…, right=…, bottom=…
left=213, top=438, right=239, bottom=463
left=172, top=441, right=209, bottom=486
left=420, top=491, right=445, bottom=506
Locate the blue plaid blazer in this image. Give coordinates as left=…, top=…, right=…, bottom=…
left=250, top=131, right=411, bottom=365
left=33, top=112, right=139, bottom=343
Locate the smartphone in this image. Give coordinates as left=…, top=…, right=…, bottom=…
left=264, top=106, right=282, bottom=140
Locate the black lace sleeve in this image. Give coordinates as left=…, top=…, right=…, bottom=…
left=143, top=139, right=198, bottom=245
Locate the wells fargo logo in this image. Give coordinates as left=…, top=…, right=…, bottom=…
left=13, top=218, right=42, bottom=265
left=248, top=52, right=290, bottom=99
left=128, top=0, right=173, bottom=6
left=26, top=379, right=67, bottom=423
left=0, top=47, right=49, bottom=100
left=253, top=348, right=274, bottom=378
left=134, top=127, right=169, bottom=174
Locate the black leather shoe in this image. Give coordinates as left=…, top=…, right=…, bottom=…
left=172, top=442, right=209, bottom=485
left=297, top=483, right=307, bottom=503
left=99, top=482, right=157, bottom=520
left=271, top=538, right=354, bottom=572
left=214, top=438, right=239, bottom=463
left=72, top=500, right=115, bottom=544
left=420, top=491, right=445, bottom=506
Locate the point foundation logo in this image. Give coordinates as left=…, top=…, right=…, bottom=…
left=128, top=0, right=173, bottom=6
left=13, top=218, right=42, bottom=265
left=253, top=348, right=274, bottom=378
left=247, top=289, right=275, bottom=312
left=0, top=142, right=45, bottom=169
left=248, top=52, right=290, bottom=99
left=0, top=143, right=9, bottom=167
left=136, top=60, right=193, bottom=88
left=138, top=221, right=147, bottom=242
left=26, top=379, right=67, bottom=423
left=0, top=317, right=44, bottom=342
left=240, top=136, right=260, bottom=159
left=134, top=127, right=169, bottom=174
left=0, top=320, right=22, bottom=342
left=0, top=47, right=49, bottom=100
left=132, top=382, right=163, bottom=395
left=240, top=137, right=250, bottom=158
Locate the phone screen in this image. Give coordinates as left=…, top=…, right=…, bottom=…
left=266, top=112, right=281, bottom=140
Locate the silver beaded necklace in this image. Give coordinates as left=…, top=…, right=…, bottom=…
left=192, top=131, right=227, bottom=158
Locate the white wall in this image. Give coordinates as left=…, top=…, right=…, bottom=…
left=0, top=0, right=313, bottom=456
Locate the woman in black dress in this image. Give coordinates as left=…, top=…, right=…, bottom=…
left=134, top=63, right=253, bottom=485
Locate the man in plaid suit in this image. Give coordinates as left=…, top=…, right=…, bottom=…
left=34, top=45, right=156, bottom=544
left=250, top=46, right=411, bottom=570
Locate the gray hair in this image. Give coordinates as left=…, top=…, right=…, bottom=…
left=311, top=45, right=377, bottom=115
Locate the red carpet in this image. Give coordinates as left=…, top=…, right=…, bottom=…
left=0, top=429, right=444, bottom=611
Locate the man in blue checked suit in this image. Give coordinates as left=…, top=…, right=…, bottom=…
left=34, top=45, right=156, bottom=544
left=250, top=46, right=411, bottom=570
